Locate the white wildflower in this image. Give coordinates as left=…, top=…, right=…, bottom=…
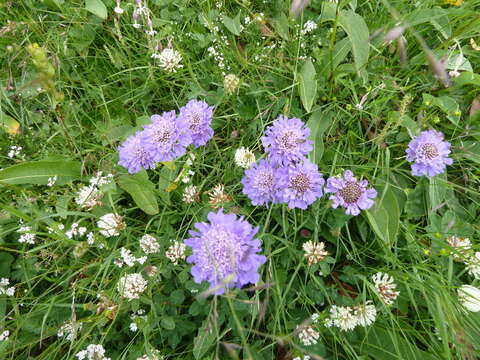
left=136, top=350, right=162, bottom=360
left=65, top=223, right=87, bottom=239
left=76, top=344, right=110, bottom=360
left=466, top=252, right=480, bottom=279
left=166, top=241, right=186, bottom=265
left=234, top=147, right=255, bottom=168
left=117, top=273, right=147, bottom=300
left=353, top=301, right=377, bottom=327
left=75, top=185, right=103, bottom=209
left=97, top=213, right=125, bottom=237
left=224, top=73, right=241, bottom=95
left=57, top=321, right=82, bottom=341
left=155, top=48, right=183, bottom=73
left=17, top=225, right=35, bottom=244
left=301, top=20, right=317, bottom=35
left=447, top=236, right=471, bottom=261
left=0, top=330, right=9, bottom=342
left=114, top=6, right=124, bottom=14
left=47, top=176, right=57, bottom=187
left=89, top=172, right=114, bottom=187
left=0, top=278, right=15, bottom=296
left=182, top=185, right=198, bottom=204
left=129, top=322, right=138, bottom=332
left=140, top=234, right=160, bottom=254
left=325, top=305, right=357, bottom=331
left=86, top=232, right=95, bottom=245
left=372, top=272, right=400, bottom=305
left=302, top=241, right=329, bottom=265
left=7, top=145, right=22, bottom=159
left=296, top=324, right=319, bottom=346
left=458, top=285, right=480, bottom=312
left=208, top=184, right=232, bottom=208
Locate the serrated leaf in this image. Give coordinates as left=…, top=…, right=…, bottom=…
left=366, top=185, right=400, bottom=245
left=0, top=160, right=81, bottom=185
left=298, top=60, right=317, bottom=113
left=0, top=111, right=20, bottom=135
left=85, top=0, right=107, bottom=19
left=118, top=171, right=159, bottom=215
left=222, top=13, right=242, bottom=36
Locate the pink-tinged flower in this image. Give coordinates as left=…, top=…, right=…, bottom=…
left=177, top=99, right=214, bottom=148
left=241, top=159, right=282, bottom=206
left=118, top=131, right=157, bottom=174
left=142, top=110, right=191, bottom=162
left=325, top=170, right=377, bottom=216
left=184, top=209, right=266, bottom=295
left=261, top=115, right=313, bottom=166
left=406, top=130, right=453, bottom=177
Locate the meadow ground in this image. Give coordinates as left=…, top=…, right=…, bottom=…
left=1, top=0, right=480, bottom=359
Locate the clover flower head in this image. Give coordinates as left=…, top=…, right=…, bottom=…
left=325, top=170, right=377, bottom=216
left=184, top=209, right=266, bottom=295
left=178, top=99, right=214, bottom=148
left=142, top=111, right=191, bottom=162
left=118, top=131, right=157, bottom=174
left=241, top=159, right=282, bottom=207
left=279, top=159, right=324, bottom=209
left=406, top=130, right=453, bottom=177
left=261, top=115, right=313, bottom=166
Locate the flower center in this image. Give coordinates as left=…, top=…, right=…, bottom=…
left=254, top=171, right=275, bottom=192
left=201, top=229, right=240, bottom=279
left=279, top=130, right=300, bottom=150
left=419, top=143, right=439, bottom=159
left=189, top=113, right=202, bottom=131
left=290, top=173, right=311, bottom=193
left=339, top=181, right=362, bottom=204
left=153, top=127, right=172, bottom=144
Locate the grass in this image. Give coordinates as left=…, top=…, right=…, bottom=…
left=1, top=0, right=480, bottom=359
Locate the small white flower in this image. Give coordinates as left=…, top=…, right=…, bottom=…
left=372, top=272, right=400, bottom=305
left=301, top=20, right=317, bottom=35
left=114, top=6, right=124, bottom=14
left=129, top=322, right=138, bottom=332
left=449, top=70, right=461, bottom=78
left=75, top=185, right=103, bottom=209
left=47, top=176, right=57, bottom=187
left=155, top=48, right=183, bottom=73
left=234, top=147, right=255, bottom=168
left=458, top=285, right=480, bottom=312
left=140, top=234, right=160, bottom=254
left=86, top=232, right=95, bottom=245
left=117, top=273, right=147, bottom=300
left=17, top=225, right=35, bottom=244
left=166, top=241, right=186, bottom=265
left=76, top=344, right=110, bottom=360
left=136, top=350, right=162, bottom=360
left=447, top=236, right=471, bottom=261
left=302, top=241, right=329, bottom=265
left=182, top=185, right=198, bottom=203
left=353, top=301, right=377, bottom=327
left=57, top=321, right=82, bottom=341
left=296, top=324, right=319, bottom=346
left=466, top=252, right=480, bottom=279
left=89, top=172, right=114, bottom=187
left=133, top=23, right=142, bottom=29
left=97, top=213, right=125, bottom=237
left=0, top=278, right=15, bottom=296
left=0, top=330, right=9, bottom=342
left=7, top=145, right=22, bottom=159
left=325, top=305, right=357, bottom=331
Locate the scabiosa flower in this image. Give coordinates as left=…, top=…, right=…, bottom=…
left=302, top=241, right=328, bottom=265
left=184, top=209, right=266, bottom=295
left=118, top=273, right=147, bottom=300
left=406, top=130, right=453, bottom=177
left=118, top=131, right=157, bottom=174
left=177, top=99, right=214, bottom=148
left=325, top=170, right=377, bottom=216
left=241, top=160, right=282, bottom=206
left=279, top=159, right=324, bottom=210
left=372, top=272, right=400, bottom=305
left=234, top=147, right=256, bottom=168
left=142, top=111, right=191, bottom=162
left=353, top=301, right=377, bottom=327
left=261, top=115, right=313, bottom=166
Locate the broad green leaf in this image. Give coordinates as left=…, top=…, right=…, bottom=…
left=422, top=94, right=460, bottom=125
left=193, top=320, right=216, bottom=360
left=428, top=172, right=447, bottom=212
left=222, top=13, right=242, bottom=36
left=118, top=171, right=159, bottom=215
left=0, top=160, right=81, bottom=185
left=366, top=184, right=400, bottom=245
left=297, top=60, right=317, bottom=113
left=85, top=0, right=107, bottom=19
left=338, top=10, right=369, bottom=79
left=43, top=0, right=64, bottom=10
left=160, top=316, right=176, bottom=330
left=273, top=13, right=289, bottom=40
left=0, top=111, right=20, bottom=135
left=307, top=110, right=333, bottom=164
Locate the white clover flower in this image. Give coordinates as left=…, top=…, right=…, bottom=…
left=447, top=236, right=471, bottom=261
left=76, top=344, right=110, bottom=360
left=155, top=48, right=183, bottom=73
left=7, top=145, right=22, bottom=159
left=0, top=330, right=9, bottom=342
left=17, top=225, right=35, bottom=244
left=166, top=241, right=186, bottom=265
left=75, top=185, right=103, bottom=209
left=97, top=213, right=125, bottom=237
left=140, top=234, right=160, bottom=254
left=458, top=285, right=480, bottom=312
left=302, top=241, right=329, bottom=265
left=372, top=272, right=400, bottom=305
left=47, top=176, right=57, bottom=187
left=234, top=147, right=255, bottom=168
left=0, top=278, right=15, bottom=296
left=466, top=252, right=480, bottom=279
left=296, top=324, right=319, bottom=346
left=325, top=305, right=357, bottom=331
left=301, top=20, right=318, bottom=35
left=115, top=248, right=147, bottom=268
left=353, top=301, right=377, bottom=327
left=117, top=273, right=147, bottom=300
left=129, top=322, right=138, bottom=332
left=57, top=321, right=82, bottom=341
left=208, top=184, right=232, bottom=208
left=182, top=185, right=198, bottom=204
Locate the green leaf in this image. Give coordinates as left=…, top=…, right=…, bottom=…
left=366, top=184, right=400, bottom=245
left=338, top=10, right=369, bottom=79
left=118, top=171, right=159, bottom=215
left=160, top=316, right=176, bottom=330
left=297, top=60, right=317, bottom=113
left=193, top=320, right=216, bottom=360
left=273, top=12, right=289, bottom=40
left=85, top=0, right=107, bottom=19
left=306, top=110, right=333, bottom=164
left=458, top=141, right=480, bottom=165
left=428, top=172, right=447, bottom=212
left=422, top=94, right=460, bottom=125
left=0, top=111, right=20, bottom=135
left=222, top=13, right=242, bottom=36
left=42, top=0, right=64, bottom=10
left=0, top=160, right=81, bottom=185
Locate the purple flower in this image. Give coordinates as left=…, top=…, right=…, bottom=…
left=185, top=209, right=266, bottom=295
left=178, top=99, right=214, bottom=148
left=118, top=131, right=157, bottom=174
left=142, top=110, right=191, bottom=162
left=278, top=159, right=325, bottom=209
left=261, top=115, right=313, bottom=166
left=325, top=170, right=377, bottom=216
left=241, top=160, right=282, bottom=206
left=406, top=130, right=453, bottom=177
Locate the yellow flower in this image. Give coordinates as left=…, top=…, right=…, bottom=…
left=443, top=0, right=463, bottom=5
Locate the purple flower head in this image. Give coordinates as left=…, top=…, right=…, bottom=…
left=405, top=130, right=453, bottom=177
left=142, top=110, right=191, bottom=162
left=185, top=209, right=266, bottom=295
left=261, top=115, right=313, bottom=166
left=178, top=99, right=214, bottom=148
left=118, top=131, right=157, bottom=174
left=325, top=170, right=377, bottom=216
left=241, top=159, right=282, bottom=207
left=278, top=159, right=325, bottom=209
